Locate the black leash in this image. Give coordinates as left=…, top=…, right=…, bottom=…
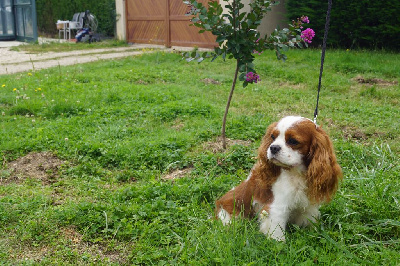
left=314, top=0, right=333, bottom=124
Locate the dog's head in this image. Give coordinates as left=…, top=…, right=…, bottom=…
left=258, top=116, right=342, bottom=203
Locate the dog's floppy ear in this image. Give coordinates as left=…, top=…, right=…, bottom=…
left=258, top=122, right=277, bottom=163
left=254, top=122, right=281, bottom=181
left=306, top=127, right=342, bottom=203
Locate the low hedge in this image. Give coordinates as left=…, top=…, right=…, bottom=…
left=286, top=0, right=400, bottom=50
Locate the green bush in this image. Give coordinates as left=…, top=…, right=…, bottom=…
left=36, top=0, right=116, bottom=37
left=286, top=0, right=400, bottom=50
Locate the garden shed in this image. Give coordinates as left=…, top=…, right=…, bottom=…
left=115, top=0, right=287, bottom=48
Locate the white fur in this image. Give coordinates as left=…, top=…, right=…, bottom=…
left=245, top=167, right=254, bottom=182
left=259, top=167, right=319, bottom=241
left=267, top=116, right=305, bottom=168
left=217, top=208, right=232, bottom=225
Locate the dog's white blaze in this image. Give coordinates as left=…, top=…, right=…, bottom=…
left=276, top=116, right=304, bottom=133
left=217, top=208, right=231, bottom=225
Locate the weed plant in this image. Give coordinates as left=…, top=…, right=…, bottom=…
left=0, top=49, right=399, bottom=264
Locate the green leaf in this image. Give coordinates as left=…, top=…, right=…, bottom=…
left=216, top=36, right=226, bottom=43
left=211, top=53, right=219, bottom=62
left=297, top=42, right=303, bottom=48
left=238, top=12, right=246, bottom=21
left=247, top=62, right=255, bottom=70
left=247, top=13, right=256, bottom=22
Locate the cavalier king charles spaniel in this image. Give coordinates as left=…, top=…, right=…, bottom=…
left=215, top=116, right=342, bottom=241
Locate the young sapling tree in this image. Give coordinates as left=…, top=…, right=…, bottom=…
left=183, top=0, right=314, bottom=149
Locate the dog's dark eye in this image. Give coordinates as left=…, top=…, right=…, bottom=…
left=271, top=134, right=276, bottom=140
left=287, top=138, right=299, bottom=145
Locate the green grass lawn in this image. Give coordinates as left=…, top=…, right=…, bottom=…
left=0, top=49, right=399, bottom=264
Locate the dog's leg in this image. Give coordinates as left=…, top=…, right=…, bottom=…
left=217, top=207, right=232, bottom=225
left=259, top=207, right=288, bottom=242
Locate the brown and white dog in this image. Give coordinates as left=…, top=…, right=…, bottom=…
left=215, top=116, right=342, bottom=241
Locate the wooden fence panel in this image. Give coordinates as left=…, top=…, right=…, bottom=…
left=126, top=0, right=216, bottom=48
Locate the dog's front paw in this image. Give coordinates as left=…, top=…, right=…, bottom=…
left=259, top=214, right=286, bottom=242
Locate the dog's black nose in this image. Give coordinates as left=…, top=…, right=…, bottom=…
left=270, top=145, right=281, bottom=155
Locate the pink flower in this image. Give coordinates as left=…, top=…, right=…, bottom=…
left=301, top=28, right=315, bottom=44
left=301, top=16, right=310, bottom=24
left=246, top=72, right=260, bottom=83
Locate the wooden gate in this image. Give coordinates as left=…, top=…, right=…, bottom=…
left=125, top=0, right=217, bottom=48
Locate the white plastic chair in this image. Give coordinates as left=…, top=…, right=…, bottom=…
left=68, top=13, right=84, bottom=38
left=57, top=20, right=70, bottom=40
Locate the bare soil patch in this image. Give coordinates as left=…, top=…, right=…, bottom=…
left=201, top=78, right=221, bottom=85
left=278, top=82, right=305, bottom=90
left=171, top=118, right=185, bottom=130
left=162, top=137, right=252, bottom=180
left=203, top=137, right=252, bottom=153
left=322, top=118, right=386, bottom=141
left=354, top=76, right=398, bottom=86
left=61, top=227, right=130, bottom=264
left=342, top=126, right=367, bottom=140
left=163, top=167, right=193, bottom=180
left=1, top=152, right=65, bottom=184
left=10, top=226, right=129, bottom=264
left=341, top=125, right=385, bottom=141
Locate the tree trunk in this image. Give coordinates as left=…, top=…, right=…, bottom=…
left=221, top=59, right=240, bottom=149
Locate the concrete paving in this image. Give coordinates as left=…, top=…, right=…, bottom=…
left=0, top=38, right=208, bottom=75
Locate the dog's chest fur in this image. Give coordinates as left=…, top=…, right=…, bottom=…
left=269, top=168, right=310, bottom=212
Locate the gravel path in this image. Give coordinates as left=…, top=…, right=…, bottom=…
left=0, top=43, right=171, bottom=75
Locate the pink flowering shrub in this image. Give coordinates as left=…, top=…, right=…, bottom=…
left=253, top=15, right=315, bottom=59
left=301, top=15, right=310, bottom=24
left=301, top=28, right=315, bottom=44
left=246, top=72, right=260, bottom=83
